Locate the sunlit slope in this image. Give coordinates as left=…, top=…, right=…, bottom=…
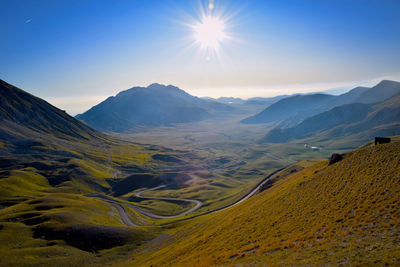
left=128, top=140, right=400, bottom=266
left=0, top=193, right=153, bottom=266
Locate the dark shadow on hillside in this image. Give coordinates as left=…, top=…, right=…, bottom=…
left=33, top=224, right=140, bottom=252
left=151, top=154, right=182, bottom=163
left=107, top=174, right=160, bottom=197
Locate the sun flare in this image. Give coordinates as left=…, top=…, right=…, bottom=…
left=193, top=15, right=227, bottom=49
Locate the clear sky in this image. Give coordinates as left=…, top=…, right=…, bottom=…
left=1, top=0, right=400, bottom=114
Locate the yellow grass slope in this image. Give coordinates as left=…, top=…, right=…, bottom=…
left=126, top=140, right=400, bottom=266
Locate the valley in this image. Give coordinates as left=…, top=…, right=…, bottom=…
left=1, top=79, right=400, bottom=266
left=2, top=1, right=400, bottom=265
left=124, top=139, right=400, bottom=266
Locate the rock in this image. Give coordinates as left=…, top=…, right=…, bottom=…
left=329, top=153, right=343, bottom=165
left=259, top=179, right=274, bottom=192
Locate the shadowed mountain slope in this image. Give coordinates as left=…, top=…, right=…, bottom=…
left=241, top=93, right=334, bottom=124
left=356, top=80, right=400, bottom=103
left=242, top=80, right=400, bottom=127
left=77, top=83, right=233, bottom=132
left=126, top=140, right=400, bottom=266
left=261, top=93, right=400, bottom=143
left=215, top=97, right=245, bottom=104
left=0, top=79, right=98, bottom=141
left=212, top=95, right=289, bottom=106
left=245, top=95, right=290, bottom=106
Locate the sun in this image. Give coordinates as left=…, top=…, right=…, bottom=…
left=193, top=15, right=227, bottom=49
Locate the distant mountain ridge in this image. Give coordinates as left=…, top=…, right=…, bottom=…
left=77, top=83, right=233, bottom=132
left=260, top=93, right=400, bottom=143
left=241, top=93, right=334, bottom=125
left=207, top=95, right=290, bottom=106
left=215, top=97, right=245, bottom=104
left=242, top=80, right=400, bottom=126
left=244, top=95, right=291, bottom=106
left=354, top=80, right=400, bottom=103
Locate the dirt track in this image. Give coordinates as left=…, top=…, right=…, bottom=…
left=87, top=168, right=283, bottom=226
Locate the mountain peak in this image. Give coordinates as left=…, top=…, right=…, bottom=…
left=375, top=79, right=400, bottom=88
left=354, top=79, right=400, bottom=104
left=77, top=83, right=232, bottom=132
left=147, top=83, right=182, bottom=92
left=116, top=83, right=183, bottom=96
left=147, top=83, right=165, bottom=89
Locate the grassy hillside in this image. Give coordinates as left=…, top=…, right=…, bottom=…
left=3, top=78, right=399, bottom=266
left=0, top=193, right=156, bottom=266
left=0, top=134, right=189, bottom=265
left=0, top=79, right=226, bottom=265
left=125, top=139, right=400, bottom=266
left=1, top=79, right=302, bottom=266
left=0, top=79, right=217, bottom=208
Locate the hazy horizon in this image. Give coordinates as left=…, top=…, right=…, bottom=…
left=1, top=0, right=400, bottom=114
left=43, top=76, right=397, bottom=115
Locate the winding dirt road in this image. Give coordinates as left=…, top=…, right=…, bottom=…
left=87, top=193, right=140, bottom=226
left=87, top=168, right=283, bottom=226
left=87, top=185, right=202, bottom=224
left=206, top=167, right=284, bottom=215
left=108, top=202, right=139, bottom=226
left=133, top=185, right=202, bottom=219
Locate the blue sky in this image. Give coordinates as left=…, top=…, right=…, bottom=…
left=1, top=0, right=400, bottom=114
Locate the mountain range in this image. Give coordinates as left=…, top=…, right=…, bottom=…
left=241, top=80, right=400, bottom=127
left=77, top=83, right=233, bottom=132
left=204, top=95, right=291, bottom=106
left=261, top=93, right=400, bottom=143
left=74, top=79, right=400, bottom=145
left=241, top=93, right=335, bottom=125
